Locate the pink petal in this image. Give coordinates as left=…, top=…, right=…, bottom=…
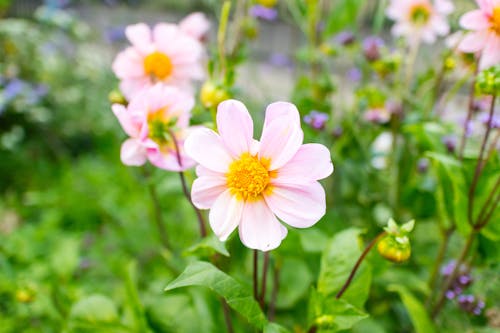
left=216, top=100, right=254, bottom=158
left=121, top=138, right=147, bottom=166
left=112, top=104, right=141, bottom=138
left=238, top=199, right=285, bottom=251
left=479, top=36, right=500, bottom=70
left=274, top=143, right=333, bottom=183
left=179, top=12, right=211, bottom=40
left=185, top=128, right=233, bottom=173
left=146, top=146, right=196, bottom=171
left=459, top=10, right=490, bottom=30
left=119, top=78, right=151, bottom=100
left=264, top=182, right=326, bottom=229
left=435, top=0, right=454, bottom=15
left=431, top=17, right=450, bottom=36
left=112, top=48, right=145, bottom=79
left=209, top=190, right=243, bottom=241
left=263, top=102, right=301, bottom=132
left=458, top=30, right=489, bottom=53
left=191, top=176, right=227, bottom=209
left=259, top=114, right=303, bottom=170
left=125, top=23, right=153, bottom=54
left=195, top=165, right=223, bottom=177
left=476, top=0, right=494, bottom=12
left=152, top=23, right=179, bottom=53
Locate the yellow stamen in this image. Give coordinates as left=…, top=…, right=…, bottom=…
left=409, top=4, right=431, bottom=25
left=491, top=6, right=500, bottom=35
left=147, top=108, right=174, bottom=145
left=144, top=52, right=173, bottom=80
left=226, top=153, right=272, bottom=201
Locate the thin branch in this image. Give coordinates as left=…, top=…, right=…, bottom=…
left=253, top=250, right=259, bottom=301
left=259, top=251, right=270, bottom=309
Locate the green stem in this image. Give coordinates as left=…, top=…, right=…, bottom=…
left=147, top=181, right=170, bottom=249
left=253, top=250, right=259, bottom=301
left=458, top=64, right=479, bottom=160
left=217, top=1, right=231, bottom=81
left=426, top=227, right=454, bottom=308
left=259, top=251, right=270, bottom=310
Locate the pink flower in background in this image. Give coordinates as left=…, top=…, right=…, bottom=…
left=386, top=0, right=454, bottom=44
left=185, top=100, right=333, bottom=251
left=112, top=23, right=204, bottom=99
left=112, top=84, right=196, bottom=171
left=179, top=12, right=211, bottom=41
left=458, top=0, right=500, bottom=69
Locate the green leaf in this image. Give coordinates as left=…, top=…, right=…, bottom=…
left=275, top=257, right=313, bottom=309
left=50, top=236, right=80, bottom=278
left=317, top=228, right=372, bottom=308
left=165, top=261, right=267, bottom=329
left=69, top=294, right=119, bottom=325
left=388, top=285, right=436, bottom=333
left=308, top=289, right=368, bottom=332
left=264, top=322, right=291, bottom=333
left=183, top=234, right=230, bottom=258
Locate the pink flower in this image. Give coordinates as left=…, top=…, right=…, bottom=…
left=112, top=84, right=196, bottom=171
left=458, top=0, right=500, bottom=69
left=112, top=23, right=204, bottom=99
left=179, top=12, right=211, bottom=41
left=386, top=0, right=454, bottom=44
left=184, top=100, right=334, bottom=251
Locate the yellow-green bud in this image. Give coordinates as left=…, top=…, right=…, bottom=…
left=108, top=90, right=127, bottom=105
left=200, top=81, right=230, bottom=109
left=476, top=66, right=500, bottom=95
left=444, top=57, right=456, bottom=71
left=15, top=288, right=35, bottom=303
left=257, top=0, right=278, bottom=8
left=377, top=234, right=411, bottom=263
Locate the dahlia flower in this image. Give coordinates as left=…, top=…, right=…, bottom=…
left=185, top=100, right=333, bottom=251
left=458, top=0, right=500, bottom=69
left=112, top=23, right=204, bottom=99
left=179, top=12, right=211, bottom=41
left=386, top=0, right=454, bottom=44
left=112, top=84, right=196, bottom=171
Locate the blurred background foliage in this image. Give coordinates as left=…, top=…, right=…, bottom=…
left=0, top=0, right=499, bottom=332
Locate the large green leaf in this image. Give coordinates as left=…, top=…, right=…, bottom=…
left=388, top=285, right=436, bottom=333
left=308, top=288, right=368, bottom=332
left=317, top=228, right=372, bottom=308
left=164, top=261, right=267, bottom=329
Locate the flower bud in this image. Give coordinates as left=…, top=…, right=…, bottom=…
left=15, top=288, right=36, bottom=303
left=108, top=89, right=127, bottom=105
left=200, top=81, right=230, bottom=109
left=256, top=0, right=278, bottom=8
left=476, top=65, right=500, bottom=95
left=377, top=234, right=411, bottom=263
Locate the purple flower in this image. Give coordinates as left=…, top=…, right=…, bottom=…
left=3, top=79, right=25, bottom=101
left=417, top=158, right=429, bottom=173
left=104, top=26, right=126, bottom=44
left=304, top=111, right=329, bottom=130
left=250, top=5, right=278, bottom=21
left=363, top=36, right=384, bottom=62
left=268, top=53, right=293, bottom=68
left=478, top=112, right=500, bottom=129
left=441, top=260, right=456, bottom=276
left=445, top=290, right=456, bottom=299
left=334, top=30, right=355, bottom=46
left=441, top=135, right=457, bottom=154
left=346, top=67, right=362, bottom=83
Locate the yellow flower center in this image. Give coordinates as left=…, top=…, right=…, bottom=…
left=144, top=52, right=173, bottom=80
left=491, top=6, right=500, bottom=35
left=226, top=153, right=271, bottom=201
left=409, top=4, right=431, bottom=25
left=147, top=108, right=175, bottom=145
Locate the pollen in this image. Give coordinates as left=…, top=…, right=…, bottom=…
left=409, top=4, right=431, bottom=25
left=144, top=51, right=173, bottom=80
left=226, top=153, right=271, bottom=201
left=491, top=6, right=500, bottom=35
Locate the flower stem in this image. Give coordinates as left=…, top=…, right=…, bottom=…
left=259, top=251, right=270, bottom=309
left=458, top=65, right=479, bottom=160
left=253, top=250, right=259, bottom=301
left=221, top=298, right=235, bottom=333
left=146, top=181, right=170, bottom=249
left=168, top=130, right=207, bottom=237
left=268, top=261, right=280, bottom=321
left=426, top=226, right=454, bottom=308
left=468, top=95, right=497, bottom=225
left=431, top=230, right=476, bottom=318
left=217, top=1, right=231, bottom=80
left=336, top=232, right=386, bottom=299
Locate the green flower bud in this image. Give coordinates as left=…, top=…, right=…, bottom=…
left=200, top=81, right=230, bottom=109
left=108, top=89, right=127, bottom=105
left=476, top=66, right=500, bottom=96
left=377, top=218, right=414, bottom=263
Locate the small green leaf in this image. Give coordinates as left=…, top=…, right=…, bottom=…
left=184, top=234, right=230, bottom=257
left=388, top=285, right=436, bottom=333
left=69, top=294, right=119, bottom=324
left=165, top=261, right=267, bottom=329
left=264, top=322, right=291, bottom=333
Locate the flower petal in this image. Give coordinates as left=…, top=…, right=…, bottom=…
left=274, top=143, right=333, bottom=183
left=239, top=199, right=284, bottom=251
left=265, top=182, right=326, bottom=229
left=458, top=30, right=489, bottom=53
left=185, top=128, right=233, bottom=173
left=179, top=12, right=211, bottom=40
left=191, top=176, right=227, bottom=209
left=259, top=115, right=303, bottom=170
left=125, top=23, right=153, bottom=54
left=263, top=102, right=301, bottom=132
left=459, top=10, right=490, bottom=30
left=479, top=35, right=500, bottom=70
left=120, top=138, right=147, bottom=166
left=209, top=190, right=243, bottom=241
left=146, top=147, right=196, bottom=171
left=112, top=104, right=141, bottom=138
left=216, top=100, right=254, bottom=157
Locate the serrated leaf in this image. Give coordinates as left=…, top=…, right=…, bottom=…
left=317, top=228, right=372, bottom=308
left=388, top=285, right=436, bottom=333
left=165, top=261, right=267, bottom=329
